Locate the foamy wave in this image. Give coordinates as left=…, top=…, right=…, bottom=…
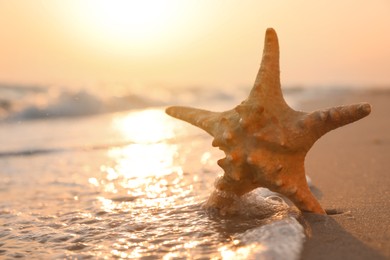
left=0, top=84, right=241, bottom=121
left=1, top=85, right=163, bottom=121
left=233, top=218, right=305, bottom=260
left=215, top=188, right=306, bottom=260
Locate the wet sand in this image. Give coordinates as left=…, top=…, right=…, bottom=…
left=299, top=89, right=390, bottom=259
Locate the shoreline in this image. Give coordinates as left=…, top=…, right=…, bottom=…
left=298, top=89, right=390, bottom=259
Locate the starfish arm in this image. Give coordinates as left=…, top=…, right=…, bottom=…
left=165, top=106, right=220, bottom=136
left=249, top=28, right=288, bottom=109
left=302, top=102, right=371, bottom=143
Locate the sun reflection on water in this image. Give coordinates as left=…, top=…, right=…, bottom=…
left=92, top=108, right=197, bottom=215
left=112, top=109, right=175, bottom=143
left=106, top=143, right=181, bottom=180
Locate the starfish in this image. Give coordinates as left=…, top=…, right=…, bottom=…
left=165, top=28, right=371, bottom=214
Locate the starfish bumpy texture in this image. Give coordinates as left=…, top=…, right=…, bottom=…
left=166, top=28, right=371, bottom=214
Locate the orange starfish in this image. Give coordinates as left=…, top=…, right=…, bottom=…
left=166, top=28, right=371, bottom=214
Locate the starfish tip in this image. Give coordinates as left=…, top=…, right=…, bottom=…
left=359, top=102, right=372, bottom=115
left=165, top=106, right=184, bottom=119
left=165, top=106, right=174, bottom=115
left=266, top=27, right=276, bottom=34
left=264, top=27, right=278, bottom=42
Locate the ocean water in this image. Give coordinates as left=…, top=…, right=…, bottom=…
left=0, top=84, right=334, bottom=259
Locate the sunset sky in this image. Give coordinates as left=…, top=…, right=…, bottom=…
left=0, top=1, right=389, bottom=91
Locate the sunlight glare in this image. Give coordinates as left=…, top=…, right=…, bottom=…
left=112, top=109, right=175, bottom=143
left=45, top=0, right=199, bottom=56
left=81, top=0, right=176, bottom=44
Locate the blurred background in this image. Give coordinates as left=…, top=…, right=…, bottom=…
left=1, top=1, right=389, bottom=89
left=0, top=0, right=389, bottom=120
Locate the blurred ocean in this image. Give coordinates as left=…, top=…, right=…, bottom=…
left=0, top=83, right=343, bottom=259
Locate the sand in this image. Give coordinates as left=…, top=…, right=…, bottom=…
left=298, top=89, right=390, bottom=259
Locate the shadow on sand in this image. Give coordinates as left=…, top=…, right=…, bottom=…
left=302, top=213, right=386, bottom=260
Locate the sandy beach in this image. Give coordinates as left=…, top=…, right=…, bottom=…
left=299, top=89, right=390, bottom=259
